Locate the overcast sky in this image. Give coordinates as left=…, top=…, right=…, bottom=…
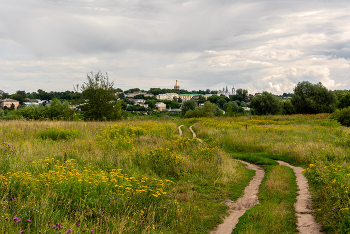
left=1, top=0, right=350, bottom=95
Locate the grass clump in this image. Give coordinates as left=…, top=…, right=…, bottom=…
left=304, top=163, right=350, bottom=233
left=233, top=165, right=298, bottom=234
left=39, top=127, right=80, bottom=141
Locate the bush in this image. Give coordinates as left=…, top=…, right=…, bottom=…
left=39, top=127, right=80, bottom=140
left=330, top=107, right=350, bottom=126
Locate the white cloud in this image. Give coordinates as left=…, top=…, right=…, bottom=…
left=0, top=0, right=350, bottom=94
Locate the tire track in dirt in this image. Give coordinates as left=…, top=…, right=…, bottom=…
left=211, top=160, right=265, bottom=234
left=178, top=125, right=184, bottom=137
left=189, top=125, right=203, bottom=142
left=277, top=161, right=323, bottom=234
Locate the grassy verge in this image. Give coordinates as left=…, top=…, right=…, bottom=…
left=232, top=165, right=298, bottom=234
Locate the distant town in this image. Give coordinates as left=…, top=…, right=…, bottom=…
left=0, top=80, right=293, bottom=113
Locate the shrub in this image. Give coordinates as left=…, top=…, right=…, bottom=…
left=330, top=107, right=350, bottom=127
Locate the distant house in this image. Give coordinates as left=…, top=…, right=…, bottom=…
left=169, top=109, right=182, bottom=114
left=126, top=91, right=154, bottom=98
left=157, top=93, right=179, bottom=101
left=0, top=99, right=20, bottom=110
left=132, top=99, right=146, bottom=105
left=155, top=102, right=166, bottom=111
left=0, top=90, right=4, bottom=97
left=243, top=107, right=251, bottom=111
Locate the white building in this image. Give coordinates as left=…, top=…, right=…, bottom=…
left=156, top=93, right=179, bottom=100
left=155, top=102, right=166, bottom=111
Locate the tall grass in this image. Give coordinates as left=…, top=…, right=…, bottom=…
left=0, top=119, right=251, bottom=233
left=194, top=114, right=350, bottom=233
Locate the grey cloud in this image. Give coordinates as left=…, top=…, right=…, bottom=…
left=1, top=0, right=350, bottom=93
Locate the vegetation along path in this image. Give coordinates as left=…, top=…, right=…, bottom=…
left=211, top=160, right=265, bottom=234
left=189, top=125, right=203, bottom=142
left=277, top=161, right=323, bottom=234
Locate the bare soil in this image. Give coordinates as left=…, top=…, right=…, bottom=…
left=211, top=160, right=265, bottom=234
left=189, top=125, right=203, bottom=142
left=178, top=125, right=184, bottom=136
left=277, top=161, right=323, bottom=234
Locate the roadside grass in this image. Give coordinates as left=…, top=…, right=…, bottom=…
left=232, top=165, right=298, bottom=234
left=0, top=120, right=251, bottom=233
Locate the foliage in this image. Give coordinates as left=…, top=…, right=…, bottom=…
left=184, top=102, right=223, bottom=118
left=336, top=92, right=350, bottom=109
left=250, top=91, right=282, bottom=115
left=80, top=71, right=117, bottom=121
left=291, top=81, right=336, bottom=114
left=281, top=99, right=295, bottom=115
left=330, top=106, right=350, bottom=127
left=304, top=164, right=350, bottom=233
left=181, top=99, right=196, bottom=116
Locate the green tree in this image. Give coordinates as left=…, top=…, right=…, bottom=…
left=181, top=99, right=196, bottom=117
left=291, top=81, right=336, bottom=114
left=251, top=91, right=282, bottom=115
left=80, top=71, right=118, bottom=121
left=46, top=99, right=73, bottom=120
left=336, top=92, right=350, bottom=109
left=10, top=94, right=24, bottom=104
left=197, top=95, right=206, bottom=104
left=281, top=99, right=295, bottom=115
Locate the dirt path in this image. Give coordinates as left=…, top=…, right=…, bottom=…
left=211, top=160, right=265, bottom=234
left=178, top=125, right=184, bottom=137
left=277, top=161, right=323, bottom=234
left=189, top=125, right=203, bottom=142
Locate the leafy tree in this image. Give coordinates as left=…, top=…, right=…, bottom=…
left=163, top=100, right=180, bottom=109
left=251, top=91, right=282, bottom=115
left=216, top=98, right=227, bottom=109
left=80, top=71, right=118, bottom=121
left=124, top=88, right=140, bottom=94
left=181, top=99, right=196, bottom=116
left=197, top=95, right=206, bottom=104
left=46, top=99, right=73, bottom=120
left=208, top=95, right=219, bottom=104
left=133, top=94, right=145, bottom=99
left=223, top=101, right=243, bottom=113
left=281, top=99, right=295, bottom=115
left=336, top=92, right=350, bottom=109
left=184, top=102, right=223, bottom=118
left=10, top=94, right=24, bottom=103
left=291, top=81, right=336, bottom=114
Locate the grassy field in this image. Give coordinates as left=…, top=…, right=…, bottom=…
left=1, top=114, right=349, bottom=233
left=0, top=120, right=252, bottom=233
left=193, top=114, right=350, bottom=233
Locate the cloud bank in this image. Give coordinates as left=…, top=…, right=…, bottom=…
left=1, top=0, right=350, bottom=94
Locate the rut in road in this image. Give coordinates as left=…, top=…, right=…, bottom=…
left=211, top=160, right=265, bottom=234
left=189, top=125, right=203, bottom=142
left=277, top=161, right=323, bottom=234
left=178, top=125, right=184, bottom=137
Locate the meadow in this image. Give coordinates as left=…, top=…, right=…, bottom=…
left=0, top=120, right=252, bottom=233
left=193, top=114, right=350, bottom=233
left=1, top=114, right=349, bottom=233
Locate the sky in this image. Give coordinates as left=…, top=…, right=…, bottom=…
left=1, top=0, right=350, bottom=95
